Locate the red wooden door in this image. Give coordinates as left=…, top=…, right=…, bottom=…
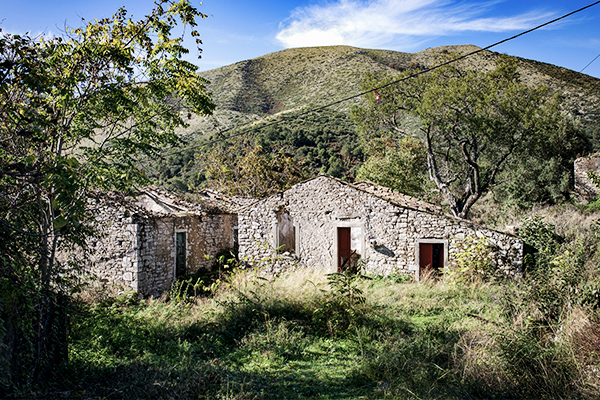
left=338, top=227, right=351, bottom=272
left=419, top=243, right=444, bottom=277
left=419, top=243, right=433, bottom=273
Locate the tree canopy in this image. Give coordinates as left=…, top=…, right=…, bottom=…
left=352, top=56, right=587, bottom=218
left=143, top=109, right=363, bottom=193
left=202, top=141, right=308, bottom=198
left=355, top=136, right=429, bottom=197
left=0, top=0, right=213, bottom=388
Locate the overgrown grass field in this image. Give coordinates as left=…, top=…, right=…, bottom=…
left=61, top=271, right=500, bottom=399
left=28, top=206, right=600, bottom=399
left=46, top=262, right=597, bottom=399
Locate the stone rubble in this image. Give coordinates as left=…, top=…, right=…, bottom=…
left=574, top=154, right=600, bottom=203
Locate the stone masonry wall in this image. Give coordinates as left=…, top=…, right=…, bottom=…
left=86, top=202, right=141, bottom=292
left=238, top=176, right=523, bottom=278
left=86, top=199, right=237, bottom=297
left=137, top=214, right=237, bottom=297
left=574, top=154, right=600, bottom=203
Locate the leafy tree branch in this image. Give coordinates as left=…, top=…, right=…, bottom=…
left=0, top=0, right=214, bottom=388
left=352, top=56, right=586, bottom=218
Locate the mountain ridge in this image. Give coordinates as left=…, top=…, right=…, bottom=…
left=150, top=45, right=600, bottom=193
left=185, top=44, right=599, bottom=138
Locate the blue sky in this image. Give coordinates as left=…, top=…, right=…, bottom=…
left=2, top=0, right=600, bottom=78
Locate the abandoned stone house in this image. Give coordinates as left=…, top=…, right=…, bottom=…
left=238, top=175, right=523, bottom=280
left=84, top=187, right=248, bottom=297
left=83, top=175, right=523, bottom=295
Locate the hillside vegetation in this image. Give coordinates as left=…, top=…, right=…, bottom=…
left=200, top=44, right=600, bottom=119
left=149, top=45, right=600, bottom=194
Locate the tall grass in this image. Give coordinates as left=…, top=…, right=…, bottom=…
left=42, top=269, right=494, bottom=399
left=53, top=270, right=511, bottom=399
left=29, top=207, right=600, bottom=399
left=455, top=204, right=600, bottom=399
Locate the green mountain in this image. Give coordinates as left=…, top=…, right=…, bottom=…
left=187, top=44, right=599, bottom=136
left=152, top=45, right=600, bottom=193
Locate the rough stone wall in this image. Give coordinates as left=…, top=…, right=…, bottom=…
left=574, top=154, right=600, bottom=203
left=85, top=201, right=237, bottom=297
left=239, top=176, right=523, bottom=278
left=136, top=213, right=238, bottom=297
left=86, top=203, right=141, bottom=292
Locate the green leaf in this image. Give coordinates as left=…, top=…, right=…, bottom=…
left=53, top=216, right=68, bottom=229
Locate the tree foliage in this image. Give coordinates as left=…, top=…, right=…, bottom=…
left=0, top=0, right=213, bottom=389
left=143, top=109, right=363, bottom=192
left=254, top=110, right=363, bottom=179
left=493, top=115, right=588, bottom=208
left=352, top=56, right=586, bottom=218
left=197, top=110, right=361, bottom=198
left=355, top=136, right=429, bottom=197
left=202, top=140, right=308, bottom=198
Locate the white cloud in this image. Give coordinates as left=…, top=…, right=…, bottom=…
left=276, top=0, right=554, bottom=49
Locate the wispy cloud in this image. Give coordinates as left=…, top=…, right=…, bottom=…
left=276, top=0, right=554, bottom=49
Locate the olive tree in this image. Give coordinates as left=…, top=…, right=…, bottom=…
left=352, top=57, right=585, bottom=219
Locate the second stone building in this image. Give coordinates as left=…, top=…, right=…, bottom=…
left=238, top=175, right=523, bottom=279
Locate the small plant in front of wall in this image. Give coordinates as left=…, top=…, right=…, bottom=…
left=445, top=237, right=497, bottom=284
left=169, top=277, right=205, bottom=303
left=208, top=248, right=239, bottom=278
left=367, top=270, right=413, bottom=284
left=387, top=273, right=413, bottom=283
left=313, top=267, right=368, bottom=337
left=239, top=240, right=299, bottom=275
left=168, top=250, right=240, bottom=303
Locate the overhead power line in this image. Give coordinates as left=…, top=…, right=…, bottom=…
left=141, top=0, right=600, bottom=163
left=581, top=52, right=600, bottom=73
left=579, top=51, right=600, bottom=96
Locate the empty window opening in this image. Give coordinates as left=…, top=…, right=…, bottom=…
left=419, top=242, right=444, bottom=278
left=176, top=232, right=186, bottom=278
left=338, top=227, right=361, bottom=273
left=277, top=209, right=295, bottom=253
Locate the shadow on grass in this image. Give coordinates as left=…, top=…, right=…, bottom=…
left=37, top=293, right=505, bottom=399
left=52, top=358, right=377, bottom=400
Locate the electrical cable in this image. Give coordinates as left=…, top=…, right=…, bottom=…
left=139, top=0, right=600, bottom=163
left=581, top=52, right=600, bottom=73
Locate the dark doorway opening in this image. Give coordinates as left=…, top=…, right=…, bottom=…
left=277, top=209, right=295, bottom=253
left=419, top=242, right=444, bottom=277
left=176, top=232, right=186, bottom=278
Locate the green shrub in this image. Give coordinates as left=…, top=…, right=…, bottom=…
left=519, top=215, right=561, bottom=273
left=312, top=271, right=367, bottom=337
left=368, top=273, right=413, bottom=284
left=445, top=237, right=497, bottom=284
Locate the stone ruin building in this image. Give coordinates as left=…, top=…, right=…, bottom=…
left=84, top=187, right=249, bottom=297
left=238, top=175, right=523, bottom=280
left=83, top=175, right=524, bottom=295
left=574, top=154, right=600, bottom=203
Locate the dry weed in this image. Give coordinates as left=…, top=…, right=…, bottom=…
left=76, top=276, right=128, bottom=303
left=567, top=308, right=600, bottom=398
left=221, top=266, right=328, bottom=304
left=454, top=330, right=508, bottom=392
